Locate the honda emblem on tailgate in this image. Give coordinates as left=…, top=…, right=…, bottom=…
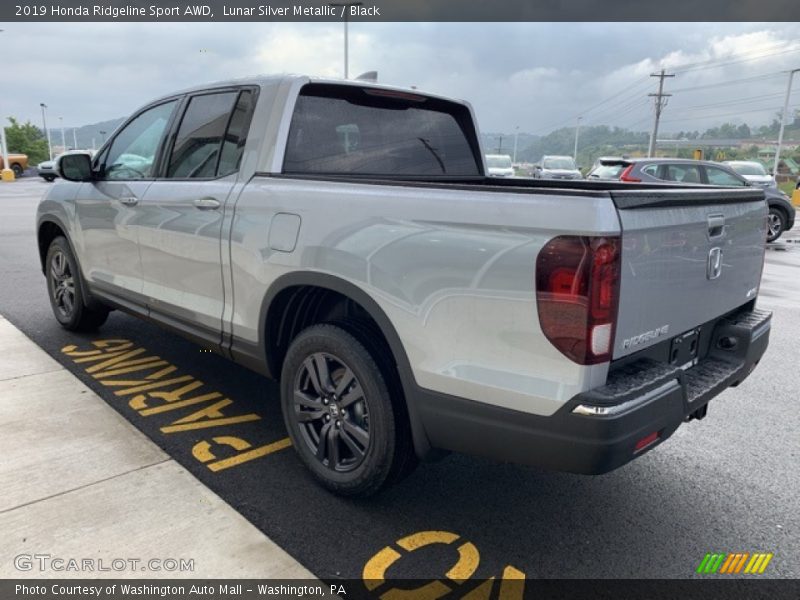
left=707, top=247, right=723, bottom=280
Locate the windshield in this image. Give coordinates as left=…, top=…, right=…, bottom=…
left=543, top=157, right=576, bottom=170
left=486, top=155, right=512, bottom=169
left=728, top=162, right=767, bottom=176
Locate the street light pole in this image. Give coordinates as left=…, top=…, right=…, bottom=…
left=573, top=116, right=582, bottom=161
left=513, top=125, right=519, bottom=164
left=99, top=130, right=107, bottom=144
left=773, top=68, right=800, bottom=179
left=59, top=116, right=66, bottom=153
left=40, top=103, right=52, bottom=160
left=329, top=2, right=362, bottom=78
left=72, top=128, right=78, bottom=150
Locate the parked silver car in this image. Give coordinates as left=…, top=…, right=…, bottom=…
left=533, top=155, right=582, bottom=180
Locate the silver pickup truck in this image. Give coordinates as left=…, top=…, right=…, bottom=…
left=37, top=75, right=772, bottom=496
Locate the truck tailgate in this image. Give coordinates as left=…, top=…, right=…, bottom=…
left=610, top=188, right=767, bottom=359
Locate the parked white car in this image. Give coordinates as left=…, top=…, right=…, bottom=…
left=534, top=155, right=582, bottom=180
left=485, top=154, right=514, bottom=177
left=723, top=161, right=775, bottom=187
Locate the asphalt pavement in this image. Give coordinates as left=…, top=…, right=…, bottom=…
left=1, top=177, right=798, bottom=585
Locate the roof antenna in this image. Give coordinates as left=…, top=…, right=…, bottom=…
left=355, top=71, right=378, bottom=82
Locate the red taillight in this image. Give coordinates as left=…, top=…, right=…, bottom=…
left=535, top=236, right=621, bottom=365
left=619, top=165, right=641, bottom=182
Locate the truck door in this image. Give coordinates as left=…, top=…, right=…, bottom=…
left=137, top=89, right=255, bottom=347
left=75, top=99, right=179, bottom=300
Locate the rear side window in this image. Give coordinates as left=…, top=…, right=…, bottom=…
left=218, top=90, right=256, bottom=177
left=662, top=164, right=702, bottom=184
left=283, top=84, right=481, bottom=176
left=167, top=91, right=238, bottom=178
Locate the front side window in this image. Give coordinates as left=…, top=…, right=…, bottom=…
left=103, top=100, right=177, bottom=180
left=283, top=84, right=481, bottom=176
left=167, top=91, right=239, bottom=178
left=705, top=166, right=745, bottom=186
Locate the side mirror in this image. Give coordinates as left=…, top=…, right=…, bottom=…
left=57, top=153, right=93, bottom=182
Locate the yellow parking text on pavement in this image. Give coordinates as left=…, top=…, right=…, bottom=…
left=364, top=530, right=525, bottom=600
left=62, top=339, right=291, bottom=472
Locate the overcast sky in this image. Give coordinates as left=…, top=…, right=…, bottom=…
left=2, top=22, right=800, bottom=135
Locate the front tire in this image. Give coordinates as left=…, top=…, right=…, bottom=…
left=767, top=207, right=786, bottom=242
left=11, top=163, right=24, bottom=177
left=43, top=175, right=56, bottom=182
left=281, top=323, right=413, bottom=496
left=45, top=237, right=109, bottom=331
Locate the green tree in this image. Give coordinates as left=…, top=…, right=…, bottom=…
left=5, top=117, right=50, bottom=164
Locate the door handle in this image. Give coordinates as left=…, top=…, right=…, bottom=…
left=194, top=197, right=221, bottom=210
left=119, top=196, right=139, bottom=207
left=707, top=214, right=725, bottom=239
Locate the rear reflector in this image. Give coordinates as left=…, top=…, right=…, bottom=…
left=535, top=236, right=621, bottom=365
left=634, top=431, right=660, bottom=452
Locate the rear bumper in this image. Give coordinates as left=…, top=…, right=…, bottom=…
left=415, top=307, right=771, bottom=474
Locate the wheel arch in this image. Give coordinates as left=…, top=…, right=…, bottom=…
left=37, top=216, right=99, bottom=310
left=258, top=272, right=433, bottom=457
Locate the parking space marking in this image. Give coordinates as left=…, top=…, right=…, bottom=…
left=364, top=530, right=525, bottom=599
left=61, top=338, right=291, bottom=472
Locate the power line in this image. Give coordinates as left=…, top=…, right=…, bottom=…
left=670, top=43, right=800, bottom=74
left=670, top=72, right=784, bottom=94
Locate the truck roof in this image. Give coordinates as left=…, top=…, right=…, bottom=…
left=157, top=74, right=468, bottom=108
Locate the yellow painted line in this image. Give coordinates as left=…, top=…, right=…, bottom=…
left=498, top=567, right=525, bottom=600
left=93, top=359, right=170, bottom=378
left=129, top=381, right=207, bottom=410
left=138, top=392, right=224, bottom=416
left=105, top=375, right=195, bottom=395
left=445, top=542, right=479, bottom=583
left=205, top=437, right=292, bottom=472
left=362, top=546, right=401, bottom=590
left=397, top=531, right=459, bottom=551
left=161, top=414, right=261, bottom=433
left=85, top=348, right=148, bottom=372
left=748, top=554, right=766, bottom=574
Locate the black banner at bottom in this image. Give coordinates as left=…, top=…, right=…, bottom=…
left=3, top=579, right=800, bottom=600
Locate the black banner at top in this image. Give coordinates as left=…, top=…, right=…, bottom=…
left=3, top=0, right=800, bottom=22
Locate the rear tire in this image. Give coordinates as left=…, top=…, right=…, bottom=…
left=767, top=207, right=786, bottom=242
left=45, top=237, right=109, bottom=331
left=11, top=163, right=23, bottom=177
left=43, top=175, right=56, bottom=182
left=280, top=322, right=415, bottom=496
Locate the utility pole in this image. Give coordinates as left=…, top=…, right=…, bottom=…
left=573, top=116, right=582, bottom=161
left=59, top=116, right=65, bottom=154
left=647, top=69, right=674, bottom=158
left=329, top=2, right=362, bottom=78
left=40, top=103, right=52, bottom=160
left=72, top=128, right=78, bottom=150
left=773, top=68, right=799, bottom=179
left=498, top=135, right=503, bottom=153
left=513, top=125, right=519, bottom=163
